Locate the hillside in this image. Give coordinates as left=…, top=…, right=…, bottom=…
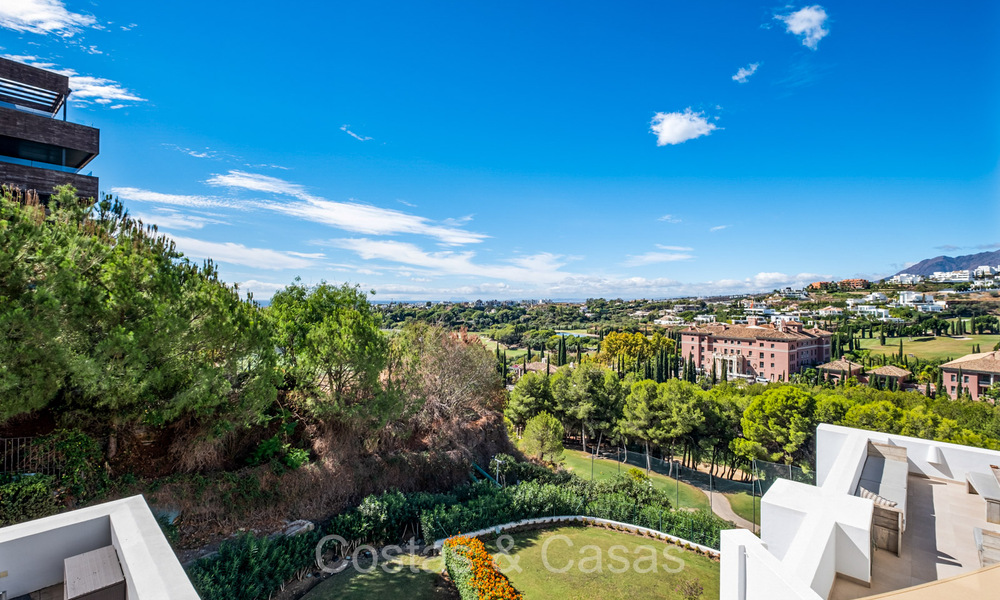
left=896, top=249, right=1000, bottom=276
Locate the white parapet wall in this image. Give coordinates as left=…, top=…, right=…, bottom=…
left=0, top=495, right=199, bottom=600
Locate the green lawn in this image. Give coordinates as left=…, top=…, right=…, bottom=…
left=502, top=526, right=720, bottom=600
left=560, top=449, right=711, bottom=512
left=303, top=554, right=451, bottom=600
left=858, top=334, right=999, bottom=362
left=723, top=492, right=760, bottom=527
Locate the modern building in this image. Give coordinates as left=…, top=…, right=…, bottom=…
left=931, top=270, right=973, bottom=283
left=0, top=495, right=199, bottom=599
left=721, top=424, right=1000, bottom=600
left=974, top=266, right=996, bottom=278
left=817, top=306, right=843, bottom=317
left=940, top=351, right=1000, bottom=401
left=888, top=273, right=925, bottom=285
left=0, top=57, right=99, bottom=200
left=680, top=318, right=832, bottom=382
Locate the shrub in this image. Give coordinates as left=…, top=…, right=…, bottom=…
left=444, top=535, right=522, bottom=600
left=35, top=429, right=109, bottom=501
left=0, top=474, right=58, bottom=526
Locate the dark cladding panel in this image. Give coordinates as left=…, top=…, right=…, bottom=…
left=0, top=106, right=99, bottom=163
left=0, top=161, right=99, bottom=200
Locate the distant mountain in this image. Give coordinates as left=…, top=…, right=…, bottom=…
left=896, top=249, right=1000, bottom=276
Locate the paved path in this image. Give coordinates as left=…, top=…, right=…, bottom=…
left=700, top=488, right=758, bottom=533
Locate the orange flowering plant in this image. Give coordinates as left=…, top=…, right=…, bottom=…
left=443, top=535, right=523, bottom=600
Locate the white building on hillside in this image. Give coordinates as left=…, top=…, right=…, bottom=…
left=888, top=273, right=924, bottom=285
left=721, top=424, right=1000, bottom=600
left=931, top=270, right=973, bottom=282
left=975, top=266, right=996, bottom=278
left=0, top=495, right=199, bottom=600
left=862, top=292, right=888, bottom=303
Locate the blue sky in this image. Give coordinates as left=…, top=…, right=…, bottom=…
left=3, top=1, right=998, bottom=300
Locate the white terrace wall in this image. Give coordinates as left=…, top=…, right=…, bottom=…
left=0, top=514, right=112, bottom=598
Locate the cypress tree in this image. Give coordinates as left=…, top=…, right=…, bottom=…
left=898, top=339, right=904, bottom=361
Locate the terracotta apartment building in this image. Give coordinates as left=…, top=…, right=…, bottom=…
left=680, top=317, right=833, bottom=382
left=940, top=351, right=1000, bottom=401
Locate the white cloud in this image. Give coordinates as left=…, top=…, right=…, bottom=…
left=656, top=244, right=693, bottom=251
left=206, top=170, right=487, bottom=245
left=710, top=225, right=729, bottom=232
left=112, top=186, right=246, bottom=210
left=333, top=238, right=570, bottom=285
left=776, top=6, right=830, bottom=49
left=340, top=125, right=372, bottom=142
left=623, top=251, right=694, bottom=267
left=2, top=55, right=145, bottom=107
left=236, top=280, right=287, bottom=300
left=658, top=214, right=681, bottom=223
left=732, top=62, right=760, bottom=83
left=0, top=0, right=96, bottom=37
left=166, top=235, right=323, bottom=270
left=131, top=209, right=226, bottom=230
left=650, top=109, right=718, bottom=146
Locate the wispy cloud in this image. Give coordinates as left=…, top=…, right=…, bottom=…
left=656, top=244, right=693, bottom=251
left=206, top=170, right=487, bottom=245
left=732, top=62, right=760, bottom=83
left=976, top=243, right=1000, bottom=250
left=776, top=6, right=830, bottom=50
left=0, top=0, right=96, bottom=37
left=650, top=109, right=719, bottom=146
left=163, top=144, right=217, bottom=159
left=658, top=214, right=682, bottom=223
left=131, top=209, right=226, bottom=230
left=112, top=186, right=246, bottom=210
left=710, top=225, right=729, bottom=232
left=166, top=235, right=323, bottom=270
left=340, top=125, right=372, bottom=142
left=623, top=250, right=694, bottom=267
left=934, top=244, right=962, bottom=252
left=3, top=55, right=145, bottom=107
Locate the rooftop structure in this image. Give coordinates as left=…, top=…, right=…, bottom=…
left=0, top=57, right=99, bottom=200
left=940, top=351, right=1000, bottom=401
left=721, top=424, right=1000, bottom=600
left=680, top=319, right=831, bottom=383
left=0, top=495, right=198, bottom=599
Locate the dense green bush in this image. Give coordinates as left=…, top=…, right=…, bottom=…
left=0, top=474, right=58, bottom=526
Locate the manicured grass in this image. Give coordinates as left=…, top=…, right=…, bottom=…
left=303, top=554, right=451, bottom=600
left=560, top=450, right=711, bottom=511
left=501, top=525, right=720, bottom=600
left=858, top=334, right=1000, bottom=362
left=724, top=492, right=760, bottom=527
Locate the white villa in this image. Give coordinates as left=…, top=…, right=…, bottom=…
left=721, top=424, right=1000, bottom=599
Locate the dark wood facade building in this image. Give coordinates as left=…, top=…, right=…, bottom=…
left=0, top=57, right=99, bottom=200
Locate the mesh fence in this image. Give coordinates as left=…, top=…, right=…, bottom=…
left=751, top=459, right=815, bottom=496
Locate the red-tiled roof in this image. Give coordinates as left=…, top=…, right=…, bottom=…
left=941, top=351, right=1000, bottom=375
